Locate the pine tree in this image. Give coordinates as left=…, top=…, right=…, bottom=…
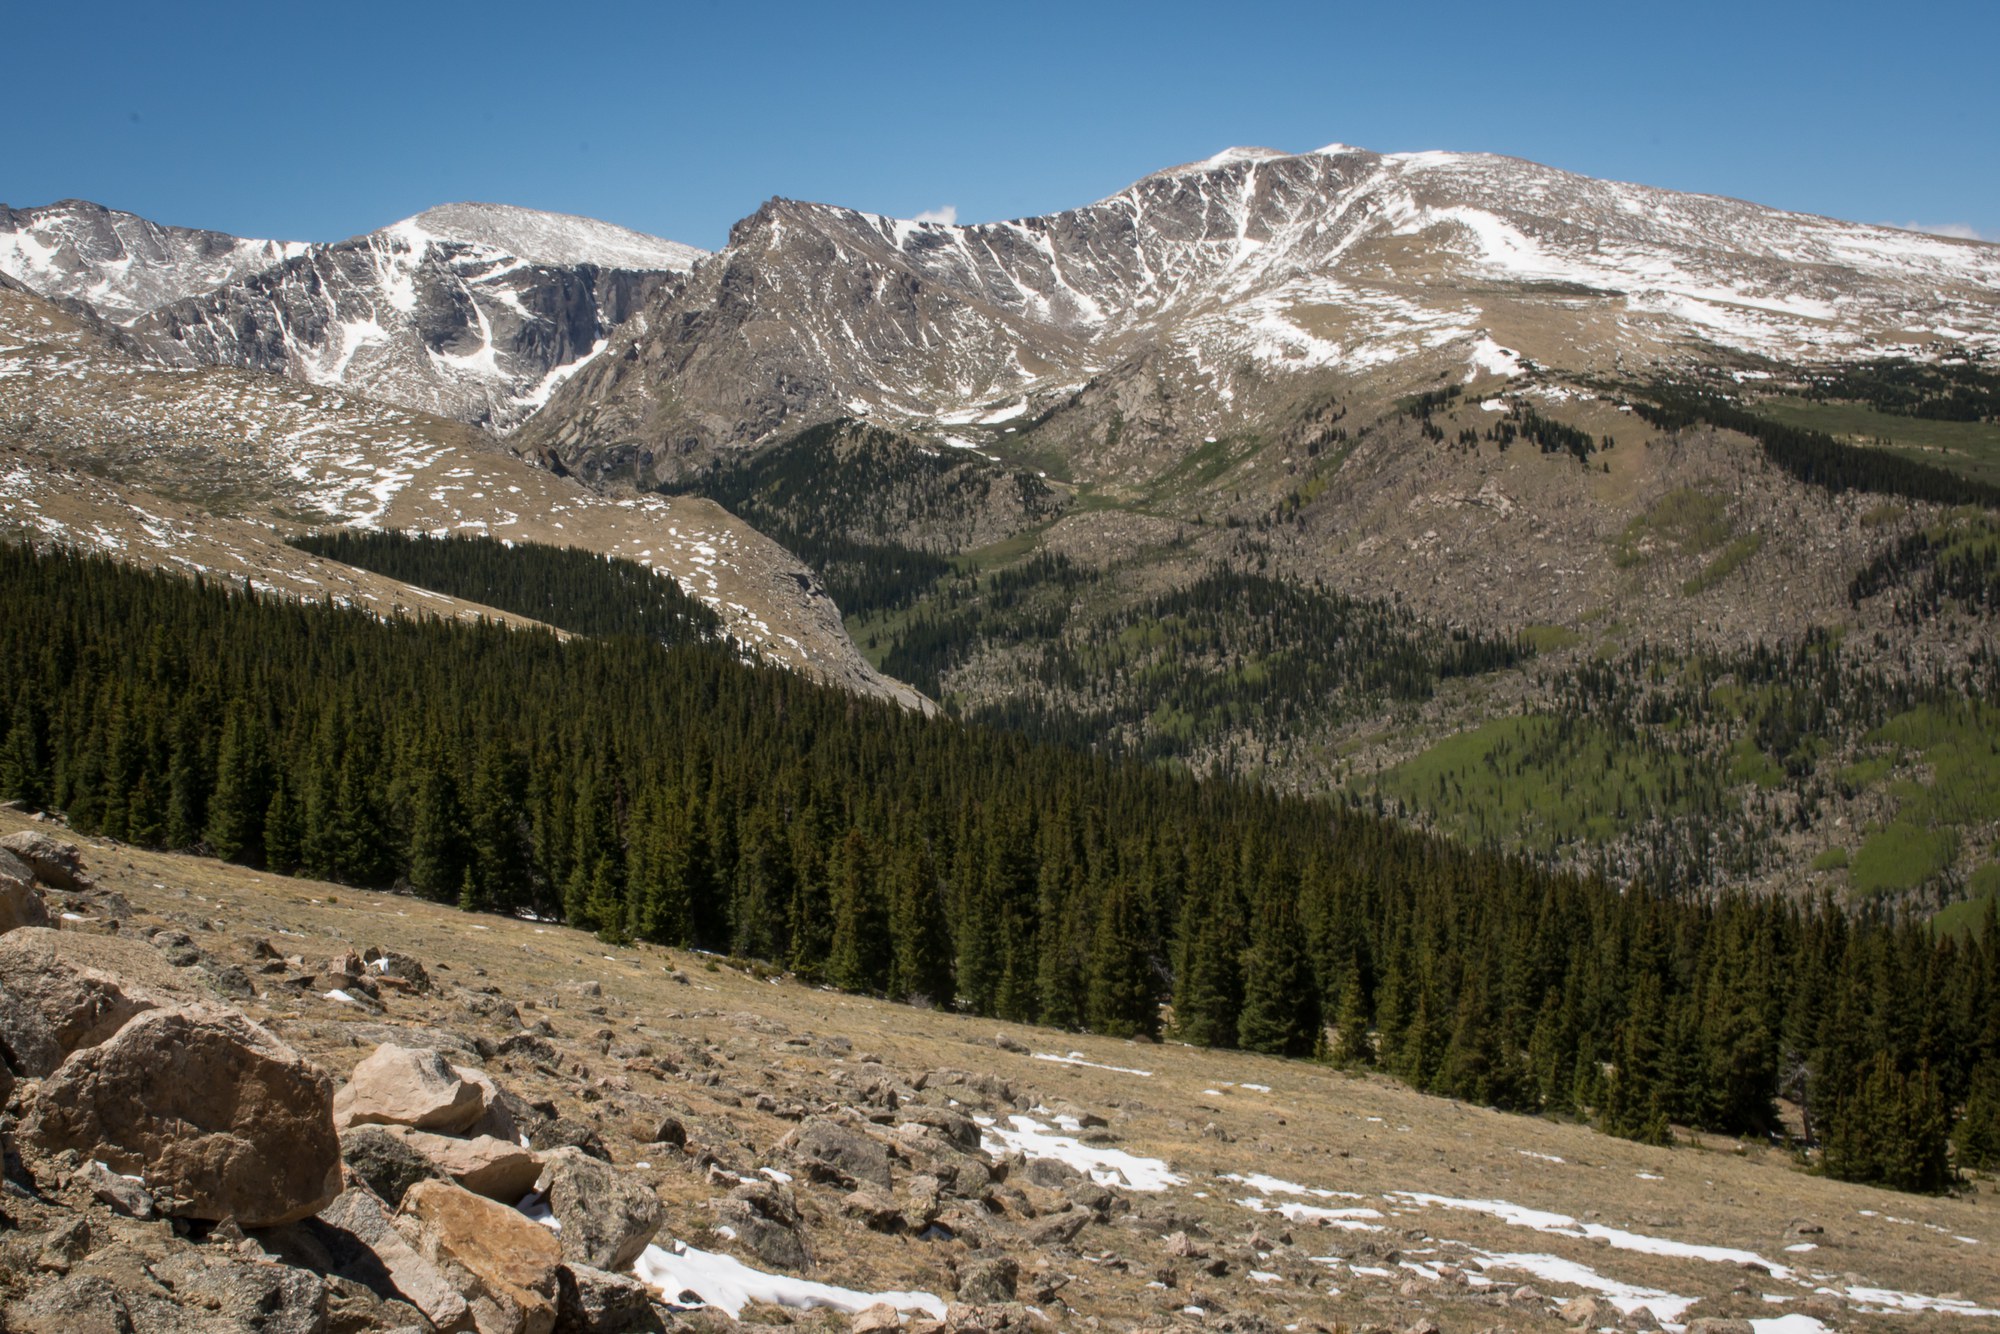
left=827, top=828, right=889, bottom=993
left=205, top=703, right=270, bottom=864
left=1236, top=881, right=1320, bottom=1057
left=1957, top=1060, right=2000, bottom=1172
left=1086, top=877, right=1157, bottom=1039
left=889, top=837, right=953, bottom=1007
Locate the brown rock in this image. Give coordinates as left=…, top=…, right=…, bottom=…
left=318, top=1185, right=476, bottom=1332
left=851, top=1303, right=904, bottom=1332
left=335, top=1043, right=485, bottom=1133
left=1683, top=1321, right=1754, bottom=1334
left=0, top=847, right=51, bottom=934
left=388, top=1125, right=544, bottom=1201
left=400, top=1178, right=563, bottom=1334
left=0, top=926, right=172, bottom=1074
left=26, top=1001, right=341, bottom=1226
left=0, top=831, right=92, bottom=890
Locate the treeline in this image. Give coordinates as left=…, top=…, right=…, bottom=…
left=970, top=566, right=1526, bottom=764
left=2, top=542, right=1998, bottom=1191
left=288, top=530, right=721, bottom=643
left=1850, top=517, right=2000, bottom=624
left=1802, top=355, right=2000, bottom=424
left=663, top=419, right=1058, bottom=619
left=1633, top=387, right=2000, bottom=508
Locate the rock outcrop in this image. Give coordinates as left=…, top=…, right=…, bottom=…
left=25, top=1002, right=342, bottom=1226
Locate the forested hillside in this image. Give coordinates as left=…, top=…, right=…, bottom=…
left=3, top=540, right=1998, bottom=1190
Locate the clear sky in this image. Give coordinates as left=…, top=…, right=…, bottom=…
left=11, top=0, right=1997, bottom=250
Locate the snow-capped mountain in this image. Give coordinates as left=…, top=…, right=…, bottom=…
left=0, top=199, right=308, bottom=320
left=130, top=203, right=706, bottom=431
left=522, top=143, right=2000, bottom=481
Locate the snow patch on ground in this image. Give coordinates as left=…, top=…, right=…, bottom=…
left=633, top=1241, right=945, bottom=1319
left=977, top=1115, right=1183, bottom=1192
left=1032, top=1051, right=1152, bottom=1077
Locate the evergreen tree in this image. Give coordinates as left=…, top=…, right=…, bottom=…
left=1086, top=877, right=1157, bottom=1038
left=1236, top=879, right=1320, bottom=1057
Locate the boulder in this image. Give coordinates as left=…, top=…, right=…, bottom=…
left=388, top=1125, right=544, bottom=1201
left=954, top=1256, right=1018, bottom=1304
left=1683, top=1322, right=1755, bottom=1334
left=335, top=1043, right=485, bottom=1133
left=716, top=1179, right=810, bottom=1270
left=0, top=926, right=171, bottom=1074
left=0, top=831, right=92, bottom=890
left=400, top=1178, right=563, bottom=1334
left=1560, top=1295, right=1614, bottom=1326
left=897, top=1105, right=981, bottom=1154
left=26, top=1002, right=341, bottom=1226
left=370, top=949, right=432, bottom=992
left=341, top=1123, right=445, bottom=1208
left=783, top=1116, right=893, bottom=1190
left=0, top=847, right=50, bottom=934
left=316, top=1185, right=477, bottom=1332
left=533, top=1116, right=610, bottom=1162
left=554, top=1262, right=663, bottom=1333
left=533, top=1146, right=664, bottom=1272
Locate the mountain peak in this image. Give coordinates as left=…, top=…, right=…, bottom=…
left=394, top=201, right=705, bottom=273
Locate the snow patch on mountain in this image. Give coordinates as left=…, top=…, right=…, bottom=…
left=408, top=202, right=705, bottom=272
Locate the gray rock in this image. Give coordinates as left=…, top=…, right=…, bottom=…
left=954, top=1256, right=1018, bottom=1305
left=783, top=1117, right=893, bottom=1191
left=533, top=1147, right=664, bottom=1272
left=0, top=831, right=92, bottom=890
left=555, top=1262, right=665, bottom=1333
left=533, top=1116, right=609, bottom=1162
left=340, top=1124, right=443, bottom=1208
left=5, top=1273, right=137, bottom=1334
left=74, top=1158, right=156, bottom=1218
left=897, top=1105, right=980, bottom=1154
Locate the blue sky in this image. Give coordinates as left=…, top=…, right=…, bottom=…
left=11, top=1, right=1997, bottom=249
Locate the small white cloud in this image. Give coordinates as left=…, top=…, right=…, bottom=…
left=1883, top=221, right=1990, bottom=242
left=913, top=205, right=958, bottom=226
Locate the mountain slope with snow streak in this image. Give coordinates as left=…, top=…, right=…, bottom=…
left=0, top=280, right=920, bottom=707
left=128, top=205, right=704, bottom=432
left=0, top=198, right=308, bottom=321
left=524, top=142, right=2000, bottom=482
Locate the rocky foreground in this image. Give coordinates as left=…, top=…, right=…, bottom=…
left=1, top=813, right=1995, bottom=1334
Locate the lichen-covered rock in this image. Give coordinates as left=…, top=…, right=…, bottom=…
left=782, top=1116, right=893, bottom=1190
left=554, top=1262, right=663, bottom=1333
left=532, top=1147, right=663, bottom=1272
left=340, top=1123, right=444, bottom=1208
left=25, top=1002, right=341, bottom=1226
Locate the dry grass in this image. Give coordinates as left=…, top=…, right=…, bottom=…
left=10, top=807, right=1996, bottom=1332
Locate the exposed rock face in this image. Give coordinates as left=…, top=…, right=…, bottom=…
left=0, top=198, right=306, bottom=320
left=335, top=1043, right=487, bottom=1134
left=25, top=1002, right=342, bottom=1226
left=532, top=1146, right=664, bottom=1272
left=399, top=1178, right=563, bottom=1334
left=131, top=206, right=699, bottom=432
left=522, top=145, right=2000, bottom=485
